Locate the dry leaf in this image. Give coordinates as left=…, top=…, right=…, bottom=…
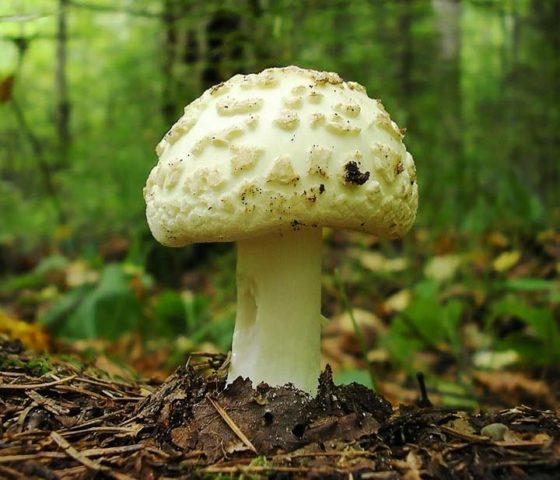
left=487, top=231, right=510, bottom=248
left=424, top=254, right=463, bottom=281
left=66, top=260, right=99, bottom=287
left=445, top=413, right=477, bottom=436
left=474, top=370, right=557, bottom=408
left=383, top=289, right=411, bottom=313
left=473, top=350, right=520, bottom=370
left=94, top=355, right=135, bottom=381
left=330, top=308, right=385, bottom=335
left=357, top=251, right=408, bottom=273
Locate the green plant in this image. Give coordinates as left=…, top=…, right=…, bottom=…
left=488, top=294, right=560, bottom=366
left=383, top=280, right=465, bottom=369
left=40, top=263, right=146, bottom=340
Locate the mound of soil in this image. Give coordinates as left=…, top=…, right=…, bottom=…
left=136, top=364, right=392, bottom=461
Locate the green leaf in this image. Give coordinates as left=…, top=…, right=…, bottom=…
left=39, top=284, right=91, bottom=330
left=495, top=336, right=548, bottom=366
left=504, top=278, right=557, bottom=292
left=34, top=254, right=69, bottom=275
left=403, top=295, right=443, bottom=345
left=46, top=264, right=144, bottom=340
left=151, top=290, right=188, bottom=337
left=491, top=295, right=560, bottom=362
left=383, top=317, right=424, bottom=367
left=434, top=379, right=477, bottom=408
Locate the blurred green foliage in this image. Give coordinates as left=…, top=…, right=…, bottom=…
left=0, top=228, right=558, bottom=401
left=0, top=0, right=558, bottom=246
left=0, top=254, right=235, bottom=351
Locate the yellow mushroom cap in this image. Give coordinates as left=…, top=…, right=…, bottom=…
left=144, top=66, right=418, bottom=246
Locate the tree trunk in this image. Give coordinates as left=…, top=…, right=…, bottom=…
left=431, top=0, right=463, bottom=198
left=56, top=0, right=70, bottom=168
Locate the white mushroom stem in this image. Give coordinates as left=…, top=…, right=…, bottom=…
left=227, top=227, right=322, bottom=395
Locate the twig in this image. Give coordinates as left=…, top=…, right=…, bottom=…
left=55, top=384, right=109, bottom=399
left=52, top=465, right=88, bottom=477
left=281, top=450, right=373, bottom=459
left=0, top=375, right=76, bottom=390
left=79, top=374, right=152, bottom=390
left=0, top=452, right=65, bottom=463
left=205, top=395, right=257, bottom=453
left=6, top=430, right=51, bottom=440
left=415, top=372, right=432, bottom=408
left=204, top=465, right=338, bottom=474
left=61, top=425, right=142, bottom=438
left=0, top=445, right=144, bottom=462
left=81, top=444, right=144, bottom=457
left=50, top=431, right=108, bottom=472
left=16, top=402, right=33, bottom=432
left=0, top=464, right=27, bottom=479
left=101, top=389, right=145, bottom=401
left=26, top=390, right=71, bottom=415
left=63, top=410, right=125, bottom=431
left=439, top=425, right=490, bottom=443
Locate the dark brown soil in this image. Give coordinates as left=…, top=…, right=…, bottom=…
left=1, top=338, right=559, bottom=479
left=136, top=364, right=392, bottom=462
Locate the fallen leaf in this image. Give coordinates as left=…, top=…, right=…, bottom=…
left=474, top=370, right=557, bottom=408
left=350, top=250, right=408, bottom=273
left=424, top=254, right=463, bottom=281
left=473, top=350, right=520, bottom=370
left=94, top=355, right=136, bottom=381
left=383, top=289, right=411, bottom=313
left=445, top=413, right=477, bottom=436
left=0, top=310, right=50, bottom=351
left=487, top=231, right=510, bottom=248
left=66, top=260, right=99, bottom=287
left=329, top=308, right=386, bottom=335
left=393, top=450, right=423, bottom=480
left=493, top=250, right=521, bottom=272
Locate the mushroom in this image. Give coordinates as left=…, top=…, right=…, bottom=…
left=144, top=66, right=418, bottom=395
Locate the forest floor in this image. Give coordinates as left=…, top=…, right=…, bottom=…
left=0, top=228, right=559, bottom=478
left=0, top=339, right=559, bottom=479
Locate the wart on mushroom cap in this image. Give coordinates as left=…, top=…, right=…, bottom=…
left=144, top=66, right=418, bottom=395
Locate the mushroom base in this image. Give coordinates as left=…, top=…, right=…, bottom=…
left=228, top=227, right=323, bottom=395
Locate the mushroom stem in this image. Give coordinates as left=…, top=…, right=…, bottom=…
left=228, top=227, right=322, bottom=395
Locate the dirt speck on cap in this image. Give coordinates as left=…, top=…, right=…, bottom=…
left=343, top=161, right=370, bottom=185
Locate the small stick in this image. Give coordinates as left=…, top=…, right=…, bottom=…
left=62, top=410, right=125, bottom=431
left=0, top=464, right=27, bottom=479
left=0, top=375, right=76, bottom=390
left=61, top=425, right=142, bottom=438
left=26, top=390, right=70, bottom=416
left=415, top=372, right=432, bottom=407
left=81, top=444, right=144, bottom=457
left=50, top=431, right=108, bottom=472
left=0, top=453, right=65, bottom=463
left=204, top=465, right=335, bottom=474
left=206, top=395, right=257, bottom=453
